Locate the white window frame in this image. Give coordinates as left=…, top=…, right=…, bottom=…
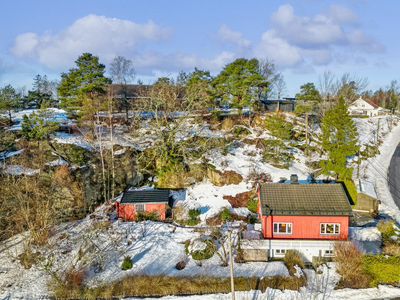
left=275, top=249, right=286, bottom=255
left=135, top=203, right=145, bottom=212
left=273, top=222, right=292, bottom=234
left=324, top=249, right=334, bottom=256
left=320, top=223, right=340, bottom=235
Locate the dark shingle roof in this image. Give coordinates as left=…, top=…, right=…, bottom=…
left=258, top=183, right=353, bottom=217
left=120, top=190, right=170, bottom=204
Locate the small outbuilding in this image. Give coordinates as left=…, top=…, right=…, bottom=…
left=115, top=189, right=171, bottom=220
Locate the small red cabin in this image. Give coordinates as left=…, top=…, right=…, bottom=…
left=116, top=189, right=171, bottom=220
left=257, top=175, right=354, bottom=240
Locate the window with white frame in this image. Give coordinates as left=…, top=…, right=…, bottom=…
left=135, top=203, right=145, bottom=212
left=324, top=250, right=334, bottom=256
left=273, top=222, right=292, bottom=234
left=275, top=249, right=286, bottom=255
left=320, top=223, right=340, bottom=235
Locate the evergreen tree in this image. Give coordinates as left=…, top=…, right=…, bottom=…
left=21, top=106, right=59, bottom=140
left=295, top=82, right=320, bottom=145
left=212, top=58, right=268, bottom=109
left=0, top=85, right=21, bottom=124
left=265, top=113, right=293, bottom=140
left=57, top=53, right=111, bottom=129
left=320, top=96, right=358, bottom=180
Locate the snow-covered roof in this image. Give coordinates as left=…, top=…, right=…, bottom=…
left=356, top=179, right=377, bottom=199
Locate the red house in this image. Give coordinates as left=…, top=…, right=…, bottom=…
left=257, top=175, right=354, bottom=241
left=116, top=189, right=171, bottom=220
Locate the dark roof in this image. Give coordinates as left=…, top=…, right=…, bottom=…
left=120, top=189, right=170, bottom=204
left=109, top=84, right=186, bottom=99
left=258, top=183, right=353, bottom=217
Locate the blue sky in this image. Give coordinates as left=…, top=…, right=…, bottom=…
left=0, top=0, right=398, bottom=96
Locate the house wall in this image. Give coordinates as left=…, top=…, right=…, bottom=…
left=116, top=202, right=167, bottom=220
left=260, top=215, right=349, bottom=240
left=241, top=239, right=346, bottom=262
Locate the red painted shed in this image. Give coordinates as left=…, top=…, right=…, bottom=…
left=116, top=189, right=171, bottom=220
left=257, top=175, right=353, bottom=240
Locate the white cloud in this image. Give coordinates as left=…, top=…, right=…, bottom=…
left=216, top=25, right=251, bottom=48
left=9, top=14, right=173, bottom=69
left=253, top=4, right=384, bottom=73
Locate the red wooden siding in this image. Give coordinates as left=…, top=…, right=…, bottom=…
left=260, top=215, right=349, bottom=239
left=116, top=202, right=167, bottom=220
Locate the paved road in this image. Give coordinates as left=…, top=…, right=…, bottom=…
left=388, top=142, right=400, bottom=208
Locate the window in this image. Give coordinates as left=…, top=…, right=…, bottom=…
left=276, top=249, right=286, bottom=255
left=135, top=203, right=145, bottom=212
left=324, top=250, right=334, bottom=256
left=320, top=223, right=340, bottom=235
left=273, top=222, right=292, bottom=234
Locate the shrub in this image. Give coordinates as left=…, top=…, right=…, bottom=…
left=247, top=199, right=258, bottom=213
left=333, top=241, right=370, bottom=288
left=377, top=220, right=398, bottom=245
left=210, top=110, right=222, bottom=117
left=175, top=260, right=186, bottom=270
left=136, top=211, right=158, bottom=222
left=363, top=254, right=400, bottom=287
left=283, top=250, right=305, bottom=276
left=247, top=214, right=257, bottom=224
left=188, top=208, right=201, bottom=219
left=122, top=256, right=133, bottom=270
left=191, top=240, right=214, bottom=260
left=220, top=208, right=233, bottom=222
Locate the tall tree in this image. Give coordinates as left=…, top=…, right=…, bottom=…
left=295, top=83, right=320, bottom=145
left=273, top=74, right=288, bottom=100
left=212, top=58, right=268, bottom=109
left=335, top=72, right=369, bottom=103
left=258, top=58, right=279, bottom=100
left=57, top=53, right=111, bottom=130
left=109, top=56, right=136, bottom=85
left=320, top=96, right=358, bottom=180
left=0, top=85, right=21, bottom=124
left=186, top=68, right=214, bottom=105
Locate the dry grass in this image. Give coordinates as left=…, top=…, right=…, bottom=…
left=383, top=243, right=400, bottom=256
left=49, top=274, right=307, bottom=299
left=283, top=250, right=305, bottom=276
left=333, top=241, right=371, bottom=288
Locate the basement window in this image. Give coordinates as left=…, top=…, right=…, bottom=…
left=135, top=203, right=145, bottom=212
left=275, top=249, right=286, bottom=255
left=273, top=222, right=292, bottom=234
left=320, top=223, right=340, bottom=235
left=324, top=250, right=334, bottom=256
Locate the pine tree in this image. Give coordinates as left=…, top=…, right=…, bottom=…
left=320, top=96, right=358, bottom=179
left=265, top=113, right=293, bottom=140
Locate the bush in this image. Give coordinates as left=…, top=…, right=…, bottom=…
left=210, top=110, right=222, bottom=117
left=247, top=199, right=258, bottom=213
left=220, top=208, right=233, bottom=222
left=377, top=220, right=398, bottom=245
left=188, top=208, right=201, bottom=219
left=333, top=242, right=370, bottom=288
left=175, top=260, right=186, bottom=270
left=191, top=240, right=214, bottom=260
left=383, top=243, right=400, bottom=256
left=19, top=249, right=40, bottom=269
left=247, top=214, right=257, bottom=224
left=136, top=211, right=158, bottom=222
left=122, top=256, right=133, bottom=270
left=283, top=250, right=305, bottom=276
left=363, top=254, right=400, bottom=287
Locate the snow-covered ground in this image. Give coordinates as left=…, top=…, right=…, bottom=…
left=2, top=112, right=400, bottom=299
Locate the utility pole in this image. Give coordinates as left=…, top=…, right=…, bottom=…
left=357, top=140, right=361, bottom=178
left=228, top=230, right=235, bottom=300
left=377, top=118, right=380, bottom=146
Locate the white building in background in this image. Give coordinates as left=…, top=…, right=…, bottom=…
left=348, top=97, right=389, bottom=117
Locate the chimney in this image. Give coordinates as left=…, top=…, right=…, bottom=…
left=290, top=174, right=298, bottom=184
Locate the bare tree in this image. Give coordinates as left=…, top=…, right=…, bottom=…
left=273, top=73, right=288, bottom=100
left=110, top=56, right=136, bottom=85
left=335, top=73, right=369, bottom=103
left=317, top=70, right=337, bottom=101
left=258, top=58, right=279, bottom=99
